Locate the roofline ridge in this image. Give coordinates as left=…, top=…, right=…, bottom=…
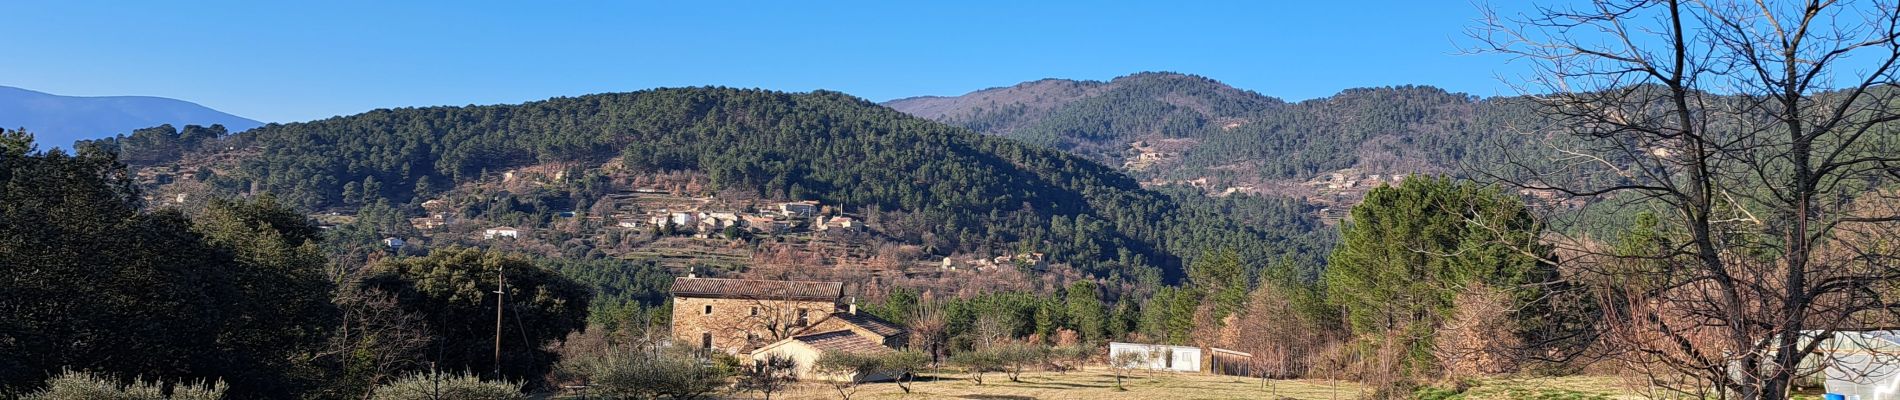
left=675, top=276, right=845, bottom=285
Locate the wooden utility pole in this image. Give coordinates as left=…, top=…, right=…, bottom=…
left=493, top=263, right=505, bottom=377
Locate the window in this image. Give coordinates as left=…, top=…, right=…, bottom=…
left=704, top=305, right=712, bottom=315
left=702, top=332, right=713, bottom=349
left=795, top=308, right=809, bottom=326
left=750, top=307, right=759, bottom=316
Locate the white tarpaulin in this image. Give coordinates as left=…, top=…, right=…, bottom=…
left=1813, top=331, right=1900, bottom=400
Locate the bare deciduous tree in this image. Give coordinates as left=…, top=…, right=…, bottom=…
left=909, top=294, right=949, bottom=364
left=1473, top=1, right=1900, bottom=398
left=1432, top=284, right=1523, bottom=377
left=1110, top=350, right=1149, bottom=391
left=735, top=353, right=798, bottom=400
left=319, top=288, right=433, bottom=400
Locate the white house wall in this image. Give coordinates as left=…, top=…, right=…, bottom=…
left=1109, top=342, right=1202, bottom=373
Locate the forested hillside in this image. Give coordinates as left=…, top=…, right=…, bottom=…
left=885, top=72, right=1548, bottom=201
left=147, top=87, right=1327, bottom=282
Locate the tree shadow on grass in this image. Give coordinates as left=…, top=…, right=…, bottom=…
left=1007, top=381, right=1108, bottom=389
left=909, top=375, right=968, bottom=383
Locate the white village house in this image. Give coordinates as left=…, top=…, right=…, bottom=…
left=816, top=216, right=860, bottom=232
left=778, top=201, right=820, bottom=217
left=483, top=226, right=520, bottom=240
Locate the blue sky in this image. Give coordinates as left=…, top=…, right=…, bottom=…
left=2, top=1, right=1534, bottom=123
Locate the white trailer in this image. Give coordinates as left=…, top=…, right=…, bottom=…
left=1109, top=342, right=1202, bottom=373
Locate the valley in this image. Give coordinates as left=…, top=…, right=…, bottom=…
left=11, top=3, right=1898, bottom=395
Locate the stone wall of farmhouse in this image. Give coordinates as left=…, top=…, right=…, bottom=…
left=671, top=296, right=836, bottom=355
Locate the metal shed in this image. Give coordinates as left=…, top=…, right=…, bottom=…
left=1109, top=342, right=1202, bottom=373
left=1209, top=347, right=1255, bottom=377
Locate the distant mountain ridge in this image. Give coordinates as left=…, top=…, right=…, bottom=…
left=883, top=72, right=1540, bottom=206
left=886, top=72, right=1284, bottom=141
left=0, top=86, right=262, bottom=149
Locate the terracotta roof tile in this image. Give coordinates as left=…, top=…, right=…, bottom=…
left=794, top=330, right=894, bottom=354
left=828, top=312, right=906, bottom=337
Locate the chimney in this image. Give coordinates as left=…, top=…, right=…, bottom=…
left=849, top=303, right=858, bottom=315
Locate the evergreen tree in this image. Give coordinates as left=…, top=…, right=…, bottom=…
left=1321, top=176, right=1552, bottom=379
left=1062, top=281, right=1107, bottom=342
left=360, top=247, right=591, bottom=386
left=0, top=130, right=336, bottom=397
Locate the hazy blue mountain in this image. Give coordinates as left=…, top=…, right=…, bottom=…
left=0, top=86, right=262, bottom=149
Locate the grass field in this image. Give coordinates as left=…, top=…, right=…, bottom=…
left=559, top=369, right=1827, bottom=399
left=745, top=370, right=1801, bottom=400
left=756, top=367, right=1363, bottom=400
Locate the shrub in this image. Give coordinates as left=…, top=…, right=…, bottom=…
left=814, top=351, right=888, bottom=400
left=879, top=350, right=930, bottom=393
left=993, top=343, right=1047, bottom=382
left=734, top=354, right=797, bottom=400
left=1046, top=344, right=1092, bottom=374
left=23, top=370, right=227, bottom=400
left=949, top=350, right=1003, bottom=385
left=588, top=348, right=730, bottom=400
left=1109, top=351, right=1149, bottom=391
left=369, top=370, right=523, bottom=400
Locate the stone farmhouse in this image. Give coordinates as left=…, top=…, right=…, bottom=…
left=670, top=276, right=908, bottom=381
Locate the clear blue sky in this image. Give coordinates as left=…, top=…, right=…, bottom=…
left=2, top=1, right=1534, bottom=123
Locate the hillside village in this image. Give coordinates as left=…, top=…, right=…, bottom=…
left=164, top=161, right=1071, bottom=297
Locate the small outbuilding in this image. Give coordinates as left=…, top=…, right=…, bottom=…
left=483, top=226, right=520, bottom=240
left=751, top=330, right=897, bottom=382
left=1109, top=342, right=1202, bottom=373
left=1209, top=347, right=1255, bottom=377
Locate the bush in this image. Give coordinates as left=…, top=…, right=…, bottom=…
left=949, top=350, right=1003, bottom=385
left=880, top=350, right=930, bottom=393
left=1109, top=351, right=1149, bottom=391
left=1047, top=344, right=1092, bottom=373
left=588, top=347, right=730, bottom=400
left=23, top=370, right=227, bottom=400
left=992, top=343, right=1047, bottom=382
left=369, top=371, right=523, bottom=400
left=735, top=354, right=797, bottom=400
left=814, top=352, right=884, bottom=400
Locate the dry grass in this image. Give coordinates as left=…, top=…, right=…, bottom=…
left=1454, top=376, right=1641, bottom=400
left=752, top=367, right=1363, bottom=400
left=689, top=370, right=1830, bottom=400
left=546, top=370, right=1825, bottom=399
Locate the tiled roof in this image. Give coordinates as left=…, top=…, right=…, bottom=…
left=794, top=330, right=895, bottom=354
left=828, top=312, right=906, bottom=337
left=671, top=277, right=843, bottom=302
